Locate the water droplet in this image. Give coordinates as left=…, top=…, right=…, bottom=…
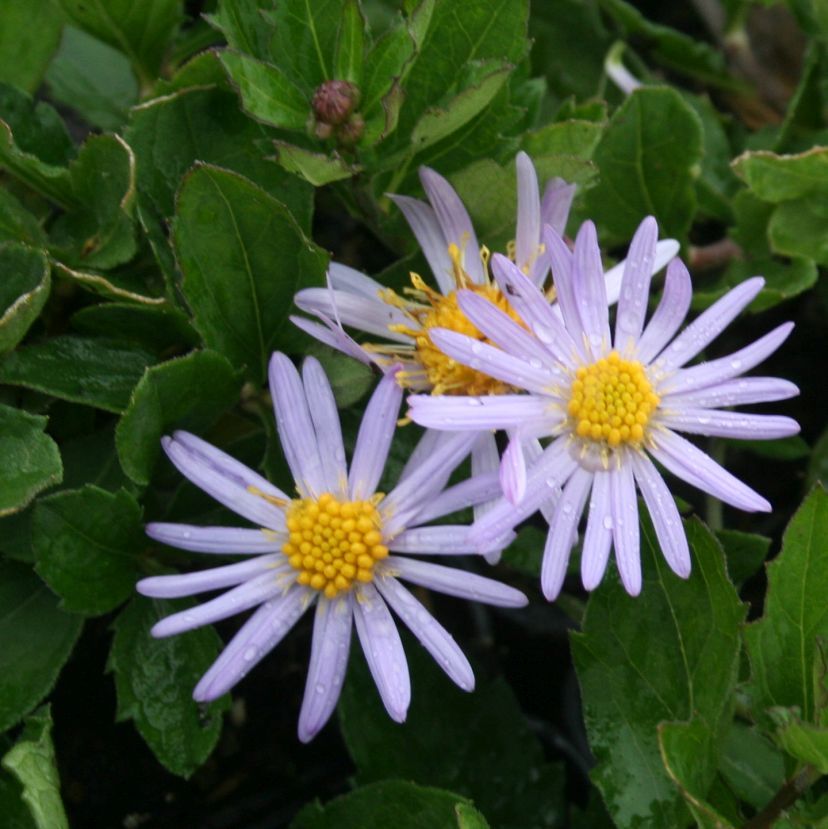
left=602, top=515, right=614, bottom=531
left=562, top=502, right=573, bottom=516
left=730, top=359, right=742, bottom=370
left=243, top=646, right=258, bottom=662
left=315, top=683, right=326, bottom=695
left=467, top=397, right=484, bottom=406
left=528, top=357, right=543, bottom=369
left=471, top=342, right=483, bottom=355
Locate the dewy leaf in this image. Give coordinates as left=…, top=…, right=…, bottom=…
left=291, top=780, right=490, bottom=829
left=219, top=51, right=309, bottom=130
left=108, top=596, right=227, bottom=778
left=116, top=350, right=242, bottom=485
left=339, top=642, right=565, bottom=829
left=585, top=86, right=704, bottom=241
left=173, top=164, right=328, bottom=382
left=0, top=561, right=82, bottom=732
left=272, top=142, right=361, bottom=185
left=55, top=0, right=182, bottom=85
left=1, top=707, right=69, bottom=829
left=0, top=0, right=64, bottom=95
left=745, top=486, right=828, bottom=722
left=0, top=336, right=156, bottom=413
left=45, top=25, right=138, bottom=131
left=33, top=486, right=144, bottom=616
left=0, top=244, right=50, bottom=354
left=0, top=404, right=62, bottom=517
left=410, top=61, right=513, bottom=151
left=570, top=518, right=745, bottom=828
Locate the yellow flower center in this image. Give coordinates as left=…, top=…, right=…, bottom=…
left=567, top=351, right=659, bottom=448
left=282, top=492, right=388, bottom=598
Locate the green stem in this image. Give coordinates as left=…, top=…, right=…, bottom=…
left=705, top=438, right=725, bottom=531
left=741, top=765, right=822, bottom=829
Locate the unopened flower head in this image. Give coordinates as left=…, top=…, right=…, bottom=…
left=409, top=217, right=800, bottom=599
left=136, top=354, right=525, bottom=742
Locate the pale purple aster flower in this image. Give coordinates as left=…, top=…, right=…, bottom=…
left=137, top=354, right=525, bottom=742
left=408, top=216, right=800, bottom=599
left=291, top=153, right=676, bottom=554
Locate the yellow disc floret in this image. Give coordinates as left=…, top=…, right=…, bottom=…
left=282, top=492, right=388, bottom=598
left=567, top=351, right=659, bottom=448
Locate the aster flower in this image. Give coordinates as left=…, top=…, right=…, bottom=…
left=136, top=354, right=525, bottom=742
left=408, top=216, right=800, bottom=599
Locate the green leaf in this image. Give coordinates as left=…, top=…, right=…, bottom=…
left=771, top=707, right=828, bottom=772
left=339, top=643, right=565, bottom=829
left=52, top=261, right=166, bottom=306
left=768, top=195, right=828, bottom=265
left=0, top=336, right=156, bottom=413
left=570, top=518, right=745, bottom=828
left=0, top=0, right=64, bottom=93
left=0, top=84, right=74, bottom=209
left=808, top=426, right=828, bottom=489
left=108, top=596, right=227, bottom=778
left=33, top=485, right=144, bottom=616
left=305, top=344, right=374, bottom=408
left=719, top=723, right=786, bottom=810
left=48, top=133, right=137, bottom=271
left=0, top=560, right=82, bottom=732
left=0, top=764, right=35, bottom=829
left=173, top=164, right=328, bottom=382
left=1, top=707, right=68, bottom=829
left=716, top=529, right=771, bottom=585
left=0, top=189, right=46, bottom=247
left=219, top=51, right=309, bottom=130
left=334, top=0, right=366, bottom=85
left=0, top=244, right=50, bottom=354
left=45, top=25, right=138, bottom=131
left=0, top=404, right=62, bottom=517
left=692, top=256, right=818, bottom=312
left=116, top=350, right=242, bottom=485
left=410, top=61, right=513, bottom=151
left=291, top=780, right=490, bottom=829
left=522, top=119, right=605, bottom=160
left=585, top=86, right=704, bottom=241
left=745, top=486, right=828, bottom=721
left=732, top=147, right=828, bottom=202
left=71, top=302, right=198, bottom=355
left=273, top=141, right=361, bottom=185
left=206, top=0, right=273, bottom=60
left=266, top=0, right=343, bottom=90
left=55, top=0, right=182, bottom=85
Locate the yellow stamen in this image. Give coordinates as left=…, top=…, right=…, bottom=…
left=282, top=492, right=387, bottom=598
left=567, top=351, right=659, bottom=448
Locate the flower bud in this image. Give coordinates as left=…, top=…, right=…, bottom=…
left=312, top=80, right=360, bottom=126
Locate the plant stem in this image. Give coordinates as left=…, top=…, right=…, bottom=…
left=741, top=765, right=822, bottom=829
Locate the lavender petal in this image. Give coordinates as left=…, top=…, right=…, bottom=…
left=663, top=376, right=800, bottom=408
left=501, top=430, right=527, bottom=505
left=290, top=314, right=376, bottom=365
left=515, top=151, right=542, bottom=274
left=408, top=392, right=553, bottom=431
left=636, top=258, right=692, bottom=364
left=658, top=408, right=800, bottom=440
left=540, top=178, right=576, bottom=239
left=388, top=525, right=485, bottom=555
left=146, top=524, right=285, bottom=555
left=580, top=472, right=613, bottom=591
left=614, top=216, right=658, bottom=354
left=611, top=460, right=641, bottom=596
left=572, top=221, right=611, bottom=356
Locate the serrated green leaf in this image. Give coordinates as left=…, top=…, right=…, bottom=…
left=108, top=596, right=227, bottom=778
left=746, top=486, right=828, bottom=722
left=0, top=85, right=74, bottom=209
left=585, top=86, right=703, bottom=241
left=0, top=244, right=50, bottom=354
left=291, top=780, right=489, bottom=829
left=220, top=51, right=309, bottom=130
left=0, top=189, right=45, bottom=247
left=206, top=0, right=273, bottom=60
left=0, top=0, right=64, bottom=95
left=410, top=62, right=512, bottom=151
left=0, top=561, right=82, bottom=732
left=45, top=25, right=138, bottom=131
left=173, top=164, right=327, bottom=381
left=334, top=0, right=365, bottom=85
left=340, top=643, right=565, bottom=829
left=0, top=336, right=156, bottom=413
left=522, top=119, right=605, bottom=160
left=0, top=404, right=62, bottom=517
left=48, top=133, right=137, bottom=270
left=769, top=195, right=828, bottom=265
left=1, top=707, right=68, bottom=829
left=52, top=260, right=166, bottom=306
left=55, top=0, right=182, bottom=86
left=732, top=147, right=828, bottom=202
left=273, top=141, right=360, bottom=184
left=116, top=350, right=242, bottom=485
left=571, top=518, right=745, bottom=828
left=33, top=485, right=144, bottom=616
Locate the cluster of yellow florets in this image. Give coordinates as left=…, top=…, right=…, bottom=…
left=568, top=351, right=659, bottom=448
left=282, top=492, right=388, bottom=598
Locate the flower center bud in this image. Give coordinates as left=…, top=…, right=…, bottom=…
left=312, top=80, right=360, bottom=126
left=567, top=351, right=659, bottom=447
left=282, top=492, right=388, bottom=598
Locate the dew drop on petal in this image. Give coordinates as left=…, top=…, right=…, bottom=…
left=602, top=515, right=614, bottom=531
